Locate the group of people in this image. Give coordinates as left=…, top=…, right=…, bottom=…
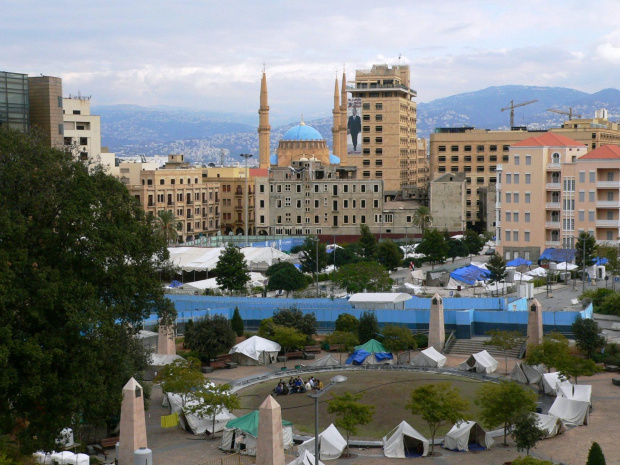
left=273, top=376, right=324, bottom=395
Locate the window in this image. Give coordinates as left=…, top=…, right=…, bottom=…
left=361, top=199, right=366, bottom=208
left=375, top=103, right=383, bottom=110
left=589, top=191, right=595, bottom=202
left=506, top=174, right=511, bottom=184
left=451, top=145, right=458, bottom=152
left=589, top=171, right=595, bottom=182
left=343, top=199, right=349, bottom=208
left=525, top=174, right=531, bottom=184
left=464, top=145, right=472, bottom=152
left=506, top=212, right=511, bottom=222
left=608, top=171, right=614, bottom=181
left=514, top=155, right=520, bottom=165
left=525, top=155, right=531, bottom=166
left=373, top=184, right=379, bottom=193
left=363, top=102, right=370, bottom=109
left=579, top=171, right=585, bottom=183
left=451, top=156, right=459, bottom=162
left=314, top=199, right=319, bottom=208
left=608, top=191, right=614, bottom=201
left=363, top=159, right=370, bottom=167
left=375, top=159, right=383, bottom=166
left=375, top=137, right=383, bottom=143
left=375, top=114, right=383, bottom=121
left=513, top=231, right=519, bottom=241
left=589, top=210, right=594, bottom=221
left=513, top=193, right=519, bottom=203
left=476, top=166, right=484, bottom=172
left=285, top=197, right=291, bottom=207
left=579, top=191, right=585, bottom=202
left=525, top=212, right=530, bottom=222
left=506, top=193, right=511, bottom=203
left=514, top=174, right=519, bottom=184
left=373, top=199, right=379, bottom=208
left=490, top=145, right=497, bottom=152
left=363, top=126, right=370, bottom=132
left=513, top=212, right=519, bottom=222
left=608, top=231, right=614, bottom=240
left=259, top=184, right=265, bottom=193
left=578, top=210, right=584, bottom=221
left=260, top=200, right=265, bottom=208
left=375, top=126, right=383, bottom=132
left=525, top=193, right=530, bottom=203
left=361, top=215, right=366, bottom=224
left=438, top=145, right=446, bottom=152
left=375, top=171, right=383, bottom=178
left=477, top=145, right=484, bottom=152
left=477, top=155, right=484, bottom=162
left=505, top=230, right=511, bottom=241
left=525, top=231, right=530, bottom=242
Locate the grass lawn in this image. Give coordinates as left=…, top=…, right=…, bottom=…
left=235, top=370, right=489, bottom=440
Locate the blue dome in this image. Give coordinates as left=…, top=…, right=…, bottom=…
left=270, top=153, right=279, bottom=165
left=282, top=123, right=323, bottom=141
left=329, top=154, right=341, bottom=165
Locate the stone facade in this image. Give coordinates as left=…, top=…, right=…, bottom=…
left=28, top=75, right=64, bottom=148
left=429, top=172, right=467, bottom=234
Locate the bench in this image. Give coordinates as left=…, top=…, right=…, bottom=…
left=209, top=361, right=227, bottom=370
left=329, top=344, right=344, bottom=352
left=216, top=354, right=233, bottom=362
left=305, top=345, right=321, bottom=353
left=284, top=351, right=305, bottom=360
left=94, top=437, right=119, bottom=459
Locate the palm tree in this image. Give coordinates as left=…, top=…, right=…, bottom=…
left=155, top=210, right=180, bottom=245
left=412, top=206, right=433, bottom=235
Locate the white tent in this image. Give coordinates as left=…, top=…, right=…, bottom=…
left=411, top=347, right=447, bottom=368
left=510, top=363, right=529, bottom=384
left=220, top=411, right=293, bottom=456
left=533, top=413, right=564, bottom=438
left=150, top=353, right=183, bottom=366
left=49, top=452, right=76, bottom=465
left=458, top=350, right=498, bottom=374
left=65, top=454, right=89, bottom=465
left=181, top=272, right=266, bottom=292
left=525, top=267, right=548, bottom=277
left=229, top=336, right=281, bottom=366
left=302, top=354, right=340, bottom=368
left=541, top=372, right=568, bottom=396
left=443, top=421, right=493, bottom=452
left=522, top=364, right=546, bottom=385
left=288, top=450, right=326, bottom=465
left=167, top=392, right=236, bottom=435
left=556, top=262, right=578, bottom=271
left=548, top=396, right=589, bottom=426
left=557, top=383, right=592, bottom=405
left=383, top=421, right=429, bottom=458
left=169, top=246, right=290, bottom=272
left=298, top=424, right=347, bottom=460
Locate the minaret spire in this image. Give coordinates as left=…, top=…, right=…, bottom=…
left=258, top=70, right=271, bottom=168
left=332, top=76, right=341, bottom=157
left=339, top=68, right=348, bottom=164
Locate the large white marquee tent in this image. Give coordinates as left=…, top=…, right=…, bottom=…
left=168, top=246, right=290, bottom=272
left=229, top=336, right=281, bottom=366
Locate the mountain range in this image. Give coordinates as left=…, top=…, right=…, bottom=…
left=95, top=85, right=620, bottom=165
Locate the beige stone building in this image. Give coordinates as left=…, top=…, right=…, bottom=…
left=27, top=75, right=64, bottom=148
left=494, top=133, right=620, bottom=262
left=121, top=154, right=220, bottom=241
left=429, top=172, right=467, bottom=233
left=347, top=64, right=425, bottom=196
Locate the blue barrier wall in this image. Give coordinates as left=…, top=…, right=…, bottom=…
left=162, top=295, right=588, bottom=338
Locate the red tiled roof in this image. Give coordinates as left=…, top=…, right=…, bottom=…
left=512, top=133, right=585, bottom=148
left=580, top=145, right=620, bottom=160
left=250, top=168, right=269, bottom=176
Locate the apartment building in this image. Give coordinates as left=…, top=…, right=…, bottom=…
left=429, top=172, right=467, bottom=233
left=347, top=64, right=425, bottom=196
left=122, top=154, right=220, bottom=241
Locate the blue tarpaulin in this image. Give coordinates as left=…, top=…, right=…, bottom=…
left=450, top=265, right=491, bottom=285
left=169, top=280, right=183, bottom=288
left=595, top=257, right=609, bottom=265
left=506, top=258, right=532, bottom=267
left=539, top=248, right=575, bottom=262
left=346, top=350, right=371, bottom=365
left=375, top=352, right=393, bottom=361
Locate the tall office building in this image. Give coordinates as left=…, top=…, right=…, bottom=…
left=0, top=71, right=29, bottom=132
left=28, top=76, right=64, bottom=148
left=346, top=64, right=424, bottom=196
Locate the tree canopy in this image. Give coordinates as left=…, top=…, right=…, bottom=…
left=463, top=230, right=486, bottom=261
left=525, top=332, right=571, bottom=372
left=272, top=306, right=317, bottom=339
left=266, top=261, right=307, bottom=296
left=231, top=307, right=244, bottom=337
left=485, top=330, right=524, bottom=374
left=487, top=253, right=507, bottom=295
left=184, top=315, right=237, bottom=364
left=586, top=442, right=607, bottom=465
left=331, top=262, right=393, bottom=294
left=412, top=206, right=433, bottom=235
left=0, top=128, right=176, bottom=454
left=327, top=392, right=374, bottom=457
left=576, top=231, right=597, bottom=270
left=214, top=243, right=250, bottom=293
left=572, top=316, right=606, bottom=359
left=380, top=325, right=416, bottom=354
left=186, top=383, right=240, bottom=438
left=416, top=228, right=448, bottom=268
left=271, top=325, right=306, bottom=367
left=358, top=224, right=377, bottom=259
left=155, top=358, right=204, bottom=407
left=299, top=236, right=328, bottom=274
left=334, top=313, right=359, bottom=333
left=358, top=311, right=379, bottom=344
left=511, top=412, right=547, bottom=456
left=377, top=239, right=403, bottom=271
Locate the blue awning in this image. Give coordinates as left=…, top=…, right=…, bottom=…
left=507, top=258, right=532, bottom=267
left=595, top=257, right=608, bottom=265
left=539, top=248, right=575, bottom=262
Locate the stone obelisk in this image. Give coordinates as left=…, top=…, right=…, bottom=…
left=527, top=299, right=543, bottom=348
left=256, top=396, right=285, bottom=465
left=118, top=378, right=148, bottom=465
left=428, top=293, right=445, bottom=352
left=157, top=322, right=176, bottom=355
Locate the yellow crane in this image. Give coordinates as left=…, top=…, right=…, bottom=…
left=501, top=99, right=539, bottom=127
left=547, top=108, right=582, bottom=120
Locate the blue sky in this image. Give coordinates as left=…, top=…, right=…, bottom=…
left=4, top=0, right=620, bottom=124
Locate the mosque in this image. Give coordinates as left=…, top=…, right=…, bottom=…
left=257, top=71, right=349, bottom=169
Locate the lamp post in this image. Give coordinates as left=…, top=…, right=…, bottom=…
left=333, top=234, right=337, bottom=270
left=405, top=226, right=410, bottom=256
left=239, top=154, right=253, bottom=247
left=582, top=234, right=587, bottom=294
left=307, top=375, right=347, bottom=465
left=310, top=237, right=320, bottom=297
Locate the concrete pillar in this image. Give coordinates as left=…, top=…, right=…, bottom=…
left=428, top=293, right=445, bottom=352
left=118, top=378, right=147, bottom=465
left=157, top=322, right=176, bottom=355
left=256, top=396, right=284, bottom=465
left=527, top=298, right=543, bottom=347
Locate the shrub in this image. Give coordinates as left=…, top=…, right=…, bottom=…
left=413, top=333, right=428, bottom=349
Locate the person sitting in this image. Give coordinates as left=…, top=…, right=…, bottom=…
left=305, top=379, right=313, bottom=391
left=316, top=379, right=324, bottom=391
left=295, top=378, right=305, bottom=393
left=274, top=383, right=283, bottom=396
left=308, top=376, right=315, bottom=387
left=282, top=383, right=289, bottom=395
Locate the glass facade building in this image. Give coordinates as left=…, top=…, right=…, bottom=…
left=0, top=71, right=29, bottom=132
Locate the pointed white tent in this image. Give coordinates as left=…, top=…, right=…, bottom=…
left=297, top=424, right=347, bottom=460
left=302, top=354, right=340, bottom=368
left=510, top=363, right=529, bottom=384
left=167, top=392, right=236, bottom=434
left=383, top=421, right=429, bottom=458
left=411, top=347, right=447, bottom=368
left=458, top=350, right=498, bottom=374
left=521, top=364, right=545, bottom=385
left=287, top=450, right=325, bottom=465
left=443, top=421, right=493, bottom=452
left=557, top=383, right=592, bottom=406
left=229, top=336, right=281, bottom=366
left=533, top=413, right=564, bottom=438
left=541, top=372, right=570, bottom=396
left=548, top=396, right=589, bottom=426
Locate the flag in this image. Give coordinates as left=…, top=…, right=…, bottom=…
left=161, top=412, right=179, bottom=428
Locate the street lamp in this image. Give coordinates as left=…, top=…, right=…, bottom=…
left=310, top=237, right=320, bottom=297
left=307, top=375, right=347, bottom=465
left=239, top=154, right=253, bottom=247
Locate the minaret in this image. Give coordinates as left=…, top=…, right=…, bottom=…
left=339, top=70, right=348, bottom=164
left=332, top=76, right=341, bottom=157
left=258, top=70, right=271, bottom=169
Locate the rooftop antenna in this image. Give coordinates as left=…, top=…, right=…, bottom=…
left=220, top=149, right=225, bottom=167
left=398, top=53, right=402, bottom=65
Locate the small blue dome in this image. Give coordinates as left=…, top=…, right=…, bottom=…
left=329, top=154, right=341, bottom=165
left=282, top=123, right=323, bottom=141
left=270, top=153, right=278, bottom=165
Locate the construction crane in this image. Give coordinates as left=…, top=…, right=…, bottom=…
left=501, top=99, right=539, bottom=127
left=546, top=108, right=582, bottom=120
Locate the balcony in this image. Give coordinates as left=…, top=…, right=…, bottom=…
left=546, top=163, right=561, bottom=170
left=545, top=202, right=561, bottom=209
left=596, top=181, right=620, bottom=188
left=545, top=240, right=561, bottom=247
left=545, top=182, right=561, bottom=190
left=596, top=200, right=620, bottom=208
left=596, top=219, right=620, bottom=228
left=545, top=221, right=561, bottom=228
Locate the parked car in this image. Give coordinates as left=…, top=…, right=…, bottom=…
left=484, top=248, right=495, bottom=255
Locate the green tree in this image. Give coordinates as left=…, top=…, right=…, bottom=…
left=154, top=210, right=180, bottom=245
left=572, top=316, right=606, bottom=359
left=485, top=330, right=525, bottom=374
left=331, top=262, right=393, bottom=293
left=447, top=237, right=468, bottom=263
left=412, top=206, right=433, bottom=236
left=299, top=236, right=328, bottom=274
left=327, top=392, right=374, bottom=457
left=186, top=382, right=241, bottom=438
left=487, top=253, right=507, bottom=296
left=266, top=262, right=307, bottom=296
left=586, top=441, right=606, bottom=465
left=326, top=331, right=359, bottom=351
left=155, top=358, right=204, bottom=408
left=580, top=288, right=615, bottom=313
left=557, top=355, right=602, bottom=384
left=598, top=292, right=620, bottom=316
left=463, top=230, right=486, bottom=262
left=416, top=228, right=448, bottom=269
left=512, top=456, right=554, bottom=465
left=334, top=313, right=359, bottom=333
left=377, top=239, right=403, bottom=271
left=406, top=383, right=468, bottom=456
left=257, top=318, right=276, bottom=338
left=231, top=307, right=244, bottom=337
left=475, top=381, right=538, bottom=446
left=359, top=224, right=378, bottom=259
left=576, top=231, right=597, bottom=271
left=329, top=244, right=361, bottom=267
left=184, top=315, right=237, bottom=364
left=511, top=412, right=547, bottom=455
left=0, top=128, right=176, bottom=454
left=525, top=332, right=571, bottom=372
left=381, top=325, right=416, bottom=355
left=214, top=243, right=250, bottom=293
left=271, top=325, right=306, bottom=368
left=272, top=306, right=318, bottom=339
left=358, top=311, right=379, bottom=344
left=598, top=244, right=620, bottom=289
